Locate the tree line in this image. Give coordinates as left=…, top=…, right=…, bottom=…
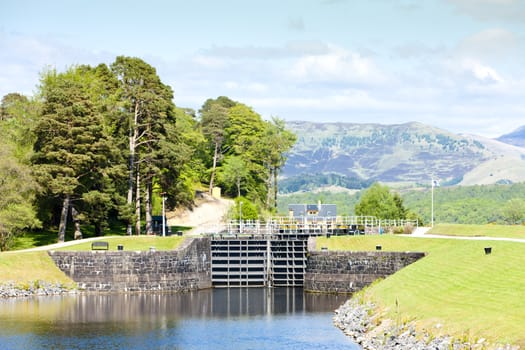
left=0, top=56, right=296, bottom=250
left=278, top=182, right=525, bottom=225
left=279, top=173, right=373, bottom=193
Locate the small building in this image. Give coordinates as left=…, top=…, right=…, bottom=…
left=288, top=203, right=337, bottom=218
left=151, top=216, right=171, bottom=235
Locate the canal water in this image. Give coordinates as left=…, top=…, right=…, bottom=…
left=0, top=288, right=360, bottom=349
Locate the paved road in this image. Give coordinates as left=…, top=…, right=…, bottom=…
left=407, top=227, right=525, bottom=243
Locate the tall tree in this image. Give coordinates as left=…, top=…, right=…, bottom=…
left=223, top=103, right=268, bottom=203
left=217, top=155, right=249, bottom=197
left=200, top=99, right=297, bottom=215
left=0, top=145, right=41, bottom=250
left=261, top=117, right=296, bottom=211
left=160, top=107, right=204, bottom=208
left=199, top=96, right=236, bottom=194
left=201, top=102, right=229, bottom=194
left=355, top=183, right=408, bottom=220
left=111, top=56, right=176, bottom=235
left=0, top=94, right=41, bottom=250
left=33, top=67, right=114, bottom=242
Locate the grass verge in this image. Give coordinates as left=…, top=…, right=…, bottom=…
left=317, top=235, right=525, bottom=346
left=54, top=235, right=186, bottom=251
left=0, top=251, right=76, bottom=287
left=1, top=236, right=186, bottom=286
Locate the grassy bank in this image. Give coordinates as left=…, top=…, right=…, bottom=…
left=0, top=251, right=76, bottom=288
left=317, top=235, right=525, bottom=347
left=0, top=236, right=186, bottom=286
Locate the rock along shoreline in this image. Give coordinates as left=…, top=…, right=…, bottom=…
left=333, top=298, right=518, bottom=350
left=0, top=281, right=77, bottom=299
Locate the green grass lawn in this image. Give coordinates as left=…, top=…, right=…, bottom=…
left=429, top=223, right=525, bottom=239
left=9, top=222, right=191, bottom=251
left=55, top=235, right=186, bottom=251
left=0, top=251, right=76, bottom=287
left=317, top=235, right=525, bottom=346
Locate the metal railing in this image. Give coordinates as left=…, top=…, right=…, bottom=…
left=199, top=216, right=418, bottom=236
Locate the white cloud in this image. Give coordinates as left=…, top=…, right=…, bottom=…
left=170, top=38, right=525, bottom=139
left=2, top=28, right=524, bottom=139
left=288, top=46, right=386, bottom=85
left=462, top=59, right=504, bottom=83
left=0, top=31, right=114, bottom=98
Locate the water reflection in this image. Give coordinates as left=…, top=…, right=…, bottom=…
left=0, top=289, right=358, bottom=350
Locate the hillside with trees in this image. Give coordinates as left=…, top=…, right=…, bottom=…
left=277, top=182, right=525, bottom=225
left=282, top=121, right=525, bottom=188
left=0, top=57, right=296, bottom=250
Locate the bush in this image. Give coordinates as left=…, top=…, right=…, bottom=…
left=393, top=226, right=405, bottom=234
left=403, top=223, right=415, bottom=234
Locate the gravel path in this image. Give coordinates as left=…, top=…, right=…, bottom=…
left=167, top=195, right=233, bottom=235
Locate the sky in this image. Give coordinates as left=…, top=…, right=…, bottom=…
left=1, top=0, right=525, bottom=138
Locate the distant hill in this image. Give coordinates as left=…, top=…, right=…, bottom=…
left=281, top=121, right=525, bottom=190
left=497, top=125, right=525, bottom=148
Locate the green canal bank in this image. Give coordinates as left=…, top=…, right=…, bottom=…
left=2, top=226, right=525, bottom=348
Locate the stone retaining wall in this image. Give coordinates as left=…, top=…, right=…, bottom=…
left=48, top=238, right=212, bottom=293
left=304, top=250, right=426, bottom=293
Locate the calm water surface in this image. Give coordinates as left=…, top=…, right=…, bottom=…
left=0, top=288, right=360, bottom=350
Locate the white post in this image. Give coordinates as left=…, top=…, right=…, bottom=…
left=162, top=194, right=166, bottom=237
left=431, top=179, right=435, bottom=228
left=239, top=201, right=243, bottom=234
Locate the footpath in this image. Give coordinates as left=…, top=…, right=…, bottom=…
left=407, top=226, right=525, bottom=243
left=4, top=236, right=112, bottom=254
left=167, top=194, right=233, bottom=235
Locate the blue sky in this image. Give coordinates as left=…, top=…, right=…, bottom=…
left=1, top=0, right=525, bottom=137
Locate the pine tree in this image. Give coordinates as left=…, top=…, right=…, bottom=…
left=111, top=56, right=176, bottom=235
left=33, top=67, right=114, bottom=242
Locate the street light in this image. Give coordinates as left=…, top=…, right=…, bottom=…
left=431, top=179, right=439, bottom=227
left=161, top=192, right=167, bottom=237
left=239, top=201, right=243, bottom=234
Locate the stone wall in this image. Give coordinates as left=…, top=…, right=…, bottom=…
left=48, top=238, right=212, bottom=293
left=304, top=250, right=425, bottom=293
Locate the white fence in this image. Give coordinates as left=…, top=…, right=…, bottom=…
left=197, top=216, right=418, bottom=236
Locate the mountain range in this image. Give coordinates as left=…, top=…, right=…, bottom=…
left=497, top=126, right=525, bottom=148
left=281, top=121, right=525, bottom=189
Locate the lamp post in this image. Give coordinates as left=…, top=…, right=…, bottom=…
left=431, top=179, right=439, bottom=227
left=431, top=184, right=434, bottom=228
left=161, top=192, right=166, bottom=237
left=239, top=201, right=243, bottom=234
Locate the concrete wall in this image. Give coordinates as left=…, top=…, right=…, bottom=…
left=48, top=238, right=212, bottom=293
left=304, top=250, right=425, bottom=294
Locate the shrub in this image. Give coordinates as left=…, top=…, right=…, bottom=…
left=403, top=223, right=415, bottom=234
